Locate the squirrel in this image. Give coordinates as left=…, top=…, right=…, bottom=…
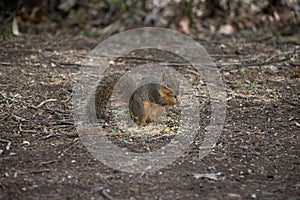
left=129, top=72, right=180, bottom=126
left=137, top=72, right=180, bottom=122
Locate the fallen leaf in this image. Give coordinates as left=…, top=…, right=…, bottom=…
left=178, top=16, right=190, bottom=34
left=12, top=16, right=20, bottom=36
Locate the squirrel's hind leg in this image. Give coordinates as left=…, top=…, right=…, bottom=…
left=150, top=104, right=167, bottom=123
left=138, top=101, right=153, bottom=126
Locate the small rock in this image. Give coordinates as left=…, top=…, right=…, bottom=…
left=269, top=65, right=279, bottom=73
left=217, top=24, right=236, bottom=35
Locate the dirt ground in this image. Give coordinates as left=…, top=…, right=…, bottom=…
left=0, top=31, right=299, bottom=200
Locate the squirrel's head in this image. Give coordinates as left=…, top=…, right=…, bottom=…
left=159, top=86, right=180, bottom=106
left=159, top=72, right=180, bottom=105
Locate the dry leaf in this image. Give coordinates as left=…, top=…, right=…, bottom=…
left=12, top=16, right=20, bottom=36
left=217, top=24, right=236, bottom=35
left=178, top=16, right=190, bottom=34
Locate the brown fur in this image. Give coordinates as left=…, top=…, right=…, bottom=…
left=129, top=72, right=180, bottom=126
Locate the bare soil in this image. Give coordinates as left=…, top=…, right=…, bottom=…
left=0, top=32, right=299, bottom=200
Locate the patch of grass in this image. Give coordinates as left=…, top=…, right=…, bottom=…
left=235, top=82, right=246, bottom=88
left=279, top=55, right=286, bottom=61
left=30, top=54, right=37, bottom=59
left=83, top=30, right=91, bottom=38
left=1, top=29, right=10, bottom=38
left=98, top=34, right=106, bottom=40
left=123, top=139, right=132, bottom=144
left=240, top=71, right=246, bottom=76
left=106, top=0, right=125, bottom=9
left=275, top=31, right=283, bottom=39
left=260, top=65, right=269, bottom=70
left=38, top=21, right=48, bottom=28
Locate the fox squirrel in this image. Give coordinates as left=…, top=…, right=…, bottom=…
left=129, top=72, right=180, bottom=126
left=137, top=73, right=179, bottom=122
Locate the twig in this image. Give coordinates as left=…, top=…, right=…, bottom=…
left=101, top=189, right=114, bottom=200
left=63, top=139, right=80, bottom=153
left=40, top=160, right=59, bottom=165
left=28, top=104, right=64, bottom=114
left=51, top=61, right=81, bottom=69
left=279, top=96, right=300, bottom=106
left=1, top=93, right=63, bottom=114
left=38, top=133, right=57, bottom=140
left=17, top=169, right=51, bottom=175
left=0, top=139, right=11, bottom=150
left=184, top=68, right=201, bottom=76
left=35, top=98, right=58, bottom=109
left=114, top=55, right=171, bottom=63
left=219, top=57, right=289, bottom=69
left=0, top=48, right=40, bottom=53
left=0, top=113, right=13, bottom=122
left=265, top=50, right=295, bottom=63
left=0, top=92, right=17, bottom=102
left=210, top=54, right=239, bottom=58
left=139, top=166, right=152, bottom=178
left=158, top=62, right=191, bottom=66
left=19, top=124, right=37, bottom=133
left=55, top=120, right=74, bottom=125
left=0, top=62, right=12, bottom=66
left=82, top=54, right=189, bottom=64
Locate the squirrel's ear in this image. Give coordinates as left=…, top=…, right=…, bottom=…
left=160, top=72, right=167, bottom=86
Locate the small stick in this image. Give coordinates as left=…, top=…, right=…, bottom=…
left=279, top=96, right=300, bottom=106
left=0, top=139, right=11, bottom=150
left=35, top=98, right=58, bottom=108
left=102, top=189, right=114, bottom=200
